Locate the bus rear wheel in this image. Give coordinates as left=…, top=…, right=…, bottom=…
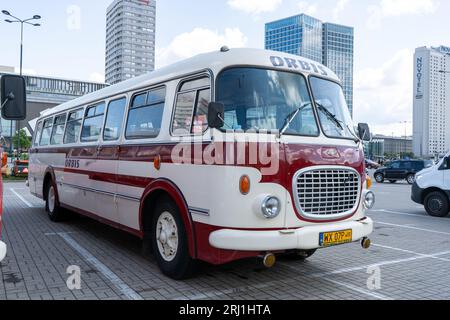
left=45, top=182, right=66, bottom=222
left=150, top=198, right=197, bottom=280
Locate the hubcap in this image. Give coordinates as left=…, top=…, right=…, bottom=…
left=376, top=175, right=383, bottom=182
left=408, top=176, right=415, bottom=183
left=429, top=198, right=443, bottom=213
left=48, top=186, right=56, bottom=213
left=156, top=212, right=178, bottom=262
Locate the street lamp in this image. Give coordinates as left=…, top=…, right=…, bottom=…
left=399, top=121, right=411, bottom=158
left=2, top=9, right=41, bottom=158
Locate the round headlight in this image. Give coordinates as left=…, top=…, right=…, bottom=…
left=261, top=196, right=281, bottom=219
left=363, top=191, right=375, bottom=210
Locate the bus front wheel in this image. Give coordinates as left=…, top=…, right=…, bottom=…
left=150, top=197, right=197, bottom=280
left=45, top=181, right=65, bottom=222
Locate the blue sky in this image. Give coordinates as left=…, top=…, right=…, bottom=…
left=1, top=0, right=448, bottom=135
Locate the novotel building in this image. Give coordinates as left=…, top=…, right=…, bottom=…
left=413, top=46, right=450, bottom=158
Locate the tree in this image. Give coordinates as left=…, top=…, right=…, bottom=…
left=12, top=129, right=32, bottom=152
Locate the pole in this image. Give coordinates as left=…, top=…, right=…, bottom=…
left=17, top=21, right=23, bottom=159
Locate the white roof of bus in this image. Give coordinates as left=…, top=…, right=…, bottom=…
left=40, top=48, right=339, bottom=118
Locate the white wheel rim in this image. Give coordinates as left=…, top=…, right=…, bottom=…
left=156, top=212, right=179, bottom=262
left=48, top=186, right=56, bottom=213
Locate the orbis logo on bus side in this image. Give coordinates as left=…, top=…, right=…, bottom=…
left=65, top=159, right=80, bottom=169
left=270, top=56, right=329, bottom=76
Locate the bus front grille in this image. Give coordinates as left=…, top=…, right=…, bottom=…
left=293, top=167, right=361, bottom=220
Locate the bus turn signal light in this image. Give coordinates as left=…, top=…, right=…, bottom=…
left=239, top=175, right=250, bottom=195
left=366, top=175, right=372, bottom=190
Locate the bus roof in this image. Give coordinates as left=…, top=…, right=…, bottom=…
left=40, top=48, right=339, bottom=118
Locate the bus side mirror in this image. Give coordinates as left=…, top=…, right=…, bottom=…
left=358, top=123, right=371, bottom=142
left=1, top=74, right=27, bottom=121
left=208, top=102, right=224, bottom=129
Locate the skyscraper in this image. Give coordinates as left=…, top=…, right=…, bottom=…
left=265, top=14, right=354, bottom=116
left=105, top=0, right=156, bottom=85
left=413, top=46, right=450, bottom=158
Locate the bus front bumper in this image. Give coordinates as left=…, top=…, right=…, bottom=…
left=0, top=241, right=6, bottom=262
left=209, top=218, right=374, bottom=251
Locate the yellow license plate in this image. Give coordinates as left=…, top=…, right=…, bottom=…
left=319, top=230, right=353, bottom=247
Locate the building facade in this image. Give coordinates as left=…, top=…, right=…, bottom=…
left=105, top=0, right=156, bottom=85
left=413, top=46, right=450, bottom=158
left=0, top=69, right=107, bottom=150
left=368, top=135, right=413, bottom=160
left=265, top=14, right=354, bottom=116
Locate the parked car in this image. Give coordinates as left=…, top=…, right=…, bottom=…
left=12, top=160, right=29, bottom=177
left=374, top=159, right=434, bottom=185
left=412, top=153, right=450, bottom=217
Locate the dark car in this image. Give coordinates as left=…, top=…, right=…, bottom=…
left=374, top=160, right=434, bottom=185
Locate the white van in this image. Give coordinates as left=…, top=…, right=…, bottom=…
left=412, top=153, right=450, bottom=217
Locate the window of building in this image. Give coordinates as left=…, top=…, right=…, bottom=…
left=172, top=77, right=211, bottom=135
left=64, top=109, right=84, bottom=144
left=50, top=114, right=67, bottom=145
left=33, top=121, right=43, bottom=147
left=40, top=118, right=54, bottom=146
left=125, top=87, right=165, bottom=139
left=104, top=97, right=127, bottom=141
left=81, top=103, right=106, bottom=142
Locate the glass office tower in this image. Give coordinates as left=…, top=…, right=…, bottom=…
left=265, top=15, right=354, bottom=116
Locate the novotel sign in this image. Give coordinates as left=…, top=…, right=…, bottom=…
left=416, top=56, right=423, bottom=100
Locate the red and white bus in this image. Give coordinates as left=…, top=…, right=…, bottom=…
left=29, top=48, right=375, bottom=279
left=1, top=74, right=28, bottom=262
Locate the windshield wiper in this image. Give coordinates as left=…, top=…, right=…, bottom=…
left=279, top=102, right=312, bottom=137
left=315, top=102, right=344, bottom=131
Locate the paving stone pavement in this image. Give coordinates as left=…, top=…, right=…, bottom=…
left=1, top=181, right=449, bottom=300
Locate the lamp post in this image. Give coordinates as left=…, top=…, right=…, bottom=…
left=2, top=10, right=41, bottom=158
left=399, top=121, right=411, bottom=158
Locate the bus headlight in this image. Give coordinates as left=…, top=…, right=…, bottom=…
left=261, top=196, right=281, bottom=219
left=363, top=191, right=375, bottom=210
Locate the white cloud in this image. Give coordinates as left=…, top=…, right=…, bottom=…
left=227, top=0, right=282, bottom=14
left=89, top=72, right=105, bottom=83
left=367, top=0, right=439, bottom=29
left=354, top=49, right=414, bottom=136
left=333, top=0, right=350, bottom=21
left=298, top=1, right=318, bottom=16
left=156, top=28, right=248, bottom=69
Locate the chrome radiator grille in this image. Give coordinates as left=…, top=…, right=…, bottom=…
left=293, top=167, right=361, bottom=219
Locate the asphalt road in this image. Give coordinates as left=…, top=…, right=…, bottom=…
left=0, top=180, right=449, bottom=300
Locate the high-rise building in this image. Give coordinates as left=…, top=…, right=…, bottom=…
left=265, top=14, right=354, bottom=116
left=105, top=0, right=156, bottom=85
left=413, top=46, right=450, bottom=158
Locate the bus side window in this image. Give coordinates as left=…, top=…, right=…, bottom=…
left=39, top=118, right=54, bottom=146
left=50, top=114, right=67, bottom=145
left=125, top=87, right=165, bottom=140
left=172, top=77, right=211, bottom=136
left=64, top=108, right=84, bottom=144
left=81, top=103, right=106, bottom=143
left=104, top=97, right=127, bottom=141
left=33, top=121, right=43, bottom=146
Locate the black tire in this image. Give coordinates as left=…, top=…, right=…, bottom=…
left=406, top=174, right=416, bottom=185
left=424, top=192, right=450, bottom=218
left=389, top=180, right=397, bottom=184
left=374, top=173, right=384, bottom=183
left=151, top=197, right=197, bottom=280
left=284, top=249, right=317, bottom=261
left=45, top=181, right=66, bottom=222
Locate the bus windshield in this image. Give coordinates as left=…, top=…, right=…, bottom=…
left=216, top=68, right=319, bottom=136
left=309, top=76, right=356, bottom=140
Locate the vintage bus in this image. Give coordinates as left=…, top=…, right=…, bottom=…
left=1, top=74, right=28, bottom=263
left=29, top=48, right=375, bottom=279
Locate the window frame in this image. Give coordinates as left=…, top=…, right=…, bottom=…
left=80, top=101, right=106, bottom=143
left=103, top=96, right=127, bottom=142
left=50, top=113, right=68, bottom=146
left=63, top=107, right=85, bottom=145
left=124, top=86, right=166, bottom=141
left=214, top=66, right=320, bottom=137
left=33, top=121, right=43, bottom=147
left=39, top=117, right=54, bottom=146
left=170, top=74, right=212, bottom=137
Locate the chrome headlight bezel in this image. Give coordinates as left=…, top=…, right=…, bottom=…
left=363, top=191, right=376, bottom=210
left=261, top=196, right=281, bottom=219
